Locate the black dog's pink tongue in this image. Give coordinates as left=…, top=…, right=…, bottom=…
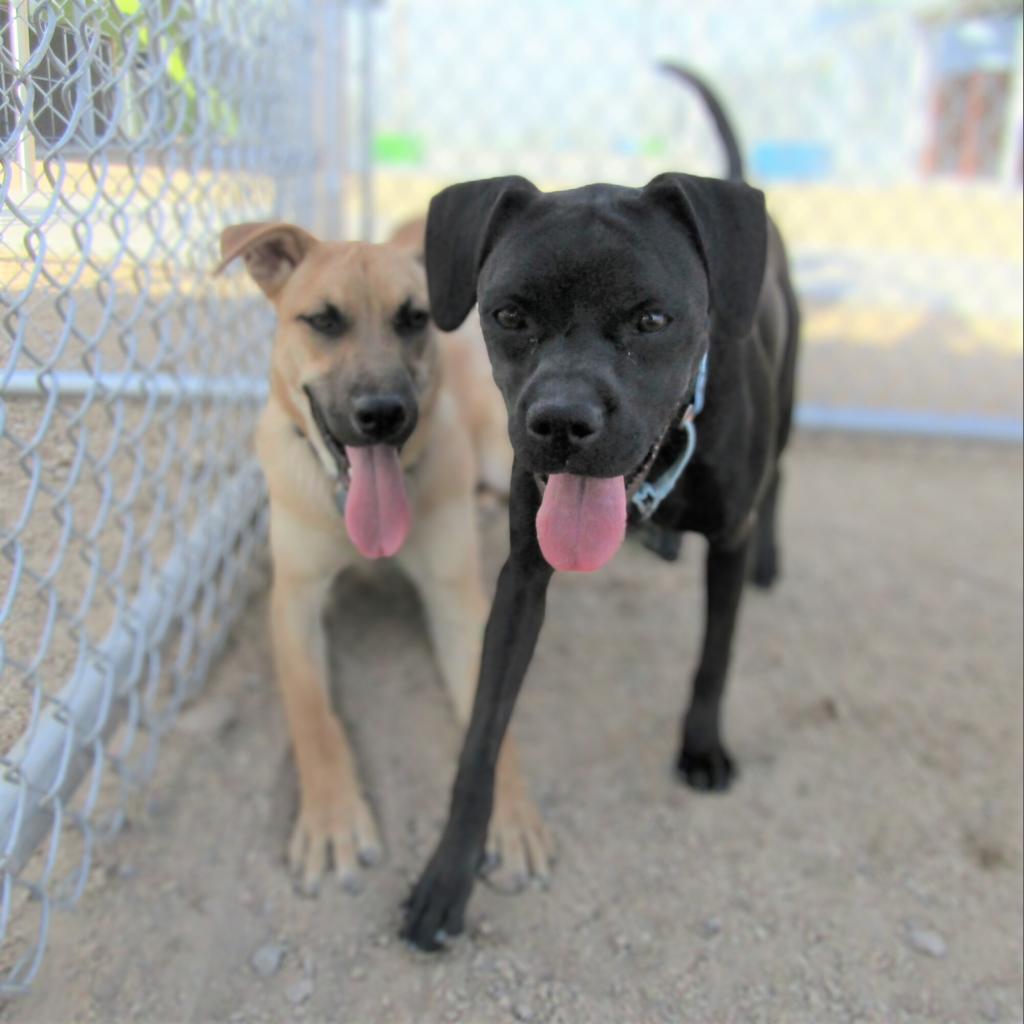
left=536, top=474, right=626, bottom=572
left=344, top=445, right=411, bottom=559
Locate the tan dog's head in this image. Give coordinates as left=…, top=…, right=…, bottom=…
left=218, top=222, right=440, bottom=557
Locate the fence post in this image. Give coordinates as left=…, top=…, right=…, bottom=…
left=7, top=0, right=36, bottom=196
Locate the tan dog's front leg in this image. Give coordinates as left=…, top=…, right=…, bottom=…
left=400, top=503, right=554, bottom=891
left=271, top=574, right=382, bottom=894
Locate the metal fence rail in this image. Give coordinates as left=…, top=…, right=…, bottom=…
left=0, top=0, right=336, bottom=993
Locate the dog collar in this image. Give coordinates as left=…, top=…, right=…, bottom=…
left=629, top=350, right=708, bottom=522
left=292, top=424, right=349, bottom=512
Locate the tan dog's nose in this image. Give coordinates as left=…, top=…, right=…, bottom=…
left=352, top=394, right=411, bottom=443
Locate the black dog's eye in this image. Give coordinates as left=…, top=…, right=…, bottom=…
left=637, top=311, right=671, bottom=333
left=299, top=305, right=348, bottom=339
left=495, top=306, right=527, bottom=330
left=393, top=300, right=430, bottom=336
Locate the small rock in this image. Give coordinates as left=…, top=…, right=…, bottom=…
left=904, top=879, right=931, bottom=904
left=285, top=978, right=314, bottom=1005
left=977, top=990, right=1002, bottom=1023
left=146, top=795, right=174, bottom=818
left=178, top=696, right=240, bottom=737
left=495, top=958, right=517, bottom=983
left=513, top=1002, right=535, bottom=1021
left=975, top=983, right=1022, bottom=1022
left=906, top=925, right=947, bottom=959
left=699, top=917, right=722, bottom=939
left=250, top=942, right=285, bottom=977
left=350, top=965, right=366, bottom=982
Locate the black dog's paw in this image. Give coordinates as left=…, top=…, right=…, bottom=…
left=401, top=849, right=477, bottom=952
left=750, top=542, right=779, bottom=589
left=676, top=742, right=735, bottom=792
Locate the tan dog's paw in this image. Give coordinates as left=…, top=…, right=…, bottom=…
left=287, top=791, right=382, bottom=896
left=481, top=791, right=554, bottom=893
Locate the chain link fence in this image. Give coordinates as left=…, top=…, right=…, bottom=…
left=0, top=0, right=356, bottom=994
left=364, top=0, right=1023, bottom=438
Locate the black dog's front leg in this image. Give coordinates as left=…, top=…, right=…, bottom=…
left=677, top=536, right=751, bottom=791
left=402, top=463, right=553, bottom=951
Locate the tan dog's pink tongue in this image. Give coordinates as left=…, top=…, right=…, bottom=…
left=344, top=445, right=411, bottom=559
left=536, top=474, right=626, bottom=572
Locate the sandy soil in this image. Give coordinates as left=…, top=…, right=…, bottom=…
left=3, top=434, right=1021, bottom=1024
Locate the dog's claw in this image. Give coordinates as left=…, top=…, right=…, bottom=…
left=479, top=849, right=502, bottom=875
left=358, top=844, right=383, bottom=868
left=294, top=877, right=320, bottom=899
left=481, top=790, right=554, bottom=893
left=400, top=847, right=477, bottom=952
left=287, top=791, right=382, bottom=895
left=676, top=743, right=735, bottom=791
left=339, top=871, right=365, bottom=895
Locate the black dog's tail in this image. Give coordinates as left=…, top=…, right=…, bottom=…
left=659, top=63, right=745, bottom=182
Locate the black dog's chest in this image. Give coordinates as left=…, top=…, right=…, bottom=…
left=649, top=465, right=725, bottom=538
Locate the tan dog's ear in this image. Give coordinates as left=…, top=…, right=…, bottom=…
left=215, top=222, right=319, bottom=297
left=388, top=217, right=426, bottom=262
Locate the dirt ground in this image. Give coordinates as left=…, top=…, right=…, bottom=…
left=3, top=433, right=1021, bottom=1024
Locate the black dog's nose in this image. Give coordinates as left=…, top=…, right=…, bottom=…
left=526, top=399, right=604, bottom=448
left=352, top=394, right=409, bottom=442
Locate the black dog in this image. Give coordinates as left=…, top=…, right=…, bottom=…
left=403, top=71, right=800, bottom=950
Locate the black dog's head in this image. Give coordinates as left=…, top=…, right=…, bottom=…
left=425, top=173, right=767, bottom=571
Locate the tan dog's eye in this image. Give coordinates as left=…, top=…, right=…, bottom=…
left=637, top=310, right=671, bottom=333
left=393, top=300, right=430, bottom=336
left=495, top=306, right=526, bottom=330
left=299, top=305, right=348, bottom=339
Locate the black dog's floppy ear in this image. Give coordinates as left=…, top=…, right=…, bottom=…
left=425, top=176, right=539, bottom=331
left=642, top=173, right=767, bottom=340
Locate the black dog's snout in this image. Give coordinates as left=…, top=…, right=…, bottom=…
left=352, top=394, right=410, bottom=442
left=526, top=398, right=605, bottom=449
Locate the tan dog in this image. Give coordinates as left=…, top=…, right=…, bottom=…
left=217, top=223, right=551, bottom=893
